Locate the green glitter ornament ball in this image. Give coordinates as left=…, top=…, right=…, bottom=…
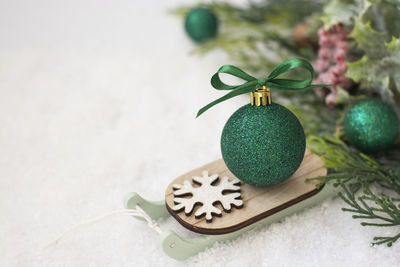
left=344, top=99, right=399, bottom=153
left=221, top=103, right=306, bottom=187
left=184, top=8, right=218, bottom=43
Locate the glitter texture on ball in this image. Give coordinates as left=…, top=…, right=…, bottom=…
left=221, top=103, right=306, bottom=187
left=184, top=8, right=218, bottom=43
left=344, top=99, right=399, bottom=153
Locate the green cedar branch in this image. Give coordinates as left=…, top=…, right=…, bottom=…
left=308, top=135, right=400, bottom=247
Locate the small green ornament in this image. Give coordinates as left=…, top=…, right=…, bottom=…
left=344, top=99, right=399, bottom=153
left=184, top=8, right=218, bottom=43
left=196, top=58, right=330, bottom=187
left=221, top=103, right=306, bottom=186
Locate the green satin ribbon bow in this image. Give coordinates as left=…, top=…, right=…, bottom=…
left=196, top=58, right=329, bottom=117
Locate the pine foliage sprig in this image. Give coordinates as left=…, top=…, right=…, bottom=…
left=307, top=135, right=400, bottom=246
left=171, top=1, right=326, bottom=74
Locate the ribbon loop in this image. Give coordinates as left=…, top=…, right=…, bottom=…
left=196, top=58, right=329, bottom=117
left=211, top=65, right=257, bottom=90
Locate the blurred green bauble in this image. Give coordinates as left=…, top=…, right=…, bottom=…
left=344, top=99, right=399, bottom=153
left=184, top=8, right=218, bottom=43
left=221, top=104, right=306, bottom=187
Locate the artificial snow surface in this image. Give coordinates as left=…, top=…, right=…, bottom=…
left=0, top=0, right=399, bottom=266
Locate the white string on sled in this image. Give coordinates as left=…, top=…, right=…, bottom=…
left=45, top=206, right=161, bottom=249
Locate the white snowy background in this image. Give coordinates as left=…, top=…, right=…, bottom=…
left=0, top=0, right=399, bottom=266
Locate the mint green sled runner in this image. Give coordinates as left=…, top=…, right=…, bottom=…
left=124, top=182, right=336, bottom=261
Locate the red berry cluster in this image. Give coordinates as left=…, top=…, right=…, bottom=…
left=313, top=23, right=350, bottom=107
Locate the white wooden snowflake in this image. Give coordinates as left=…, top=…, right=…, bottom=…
left=172, top=170, right=243, bottom=222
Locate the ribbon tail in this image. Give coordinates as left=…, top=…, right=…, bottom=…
left=305, top=84, right=334, bottom=89
left=267, top=82, right=334, bottom=90
left=196, top=82, right=258, bottom=117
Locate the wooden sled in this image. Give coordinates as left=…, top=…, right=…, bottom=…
left=124, top=149, right=336, bottom=260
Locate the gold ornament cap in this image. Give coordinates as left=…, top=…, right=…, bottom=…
left=250, top=86, right=272, bottom=106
